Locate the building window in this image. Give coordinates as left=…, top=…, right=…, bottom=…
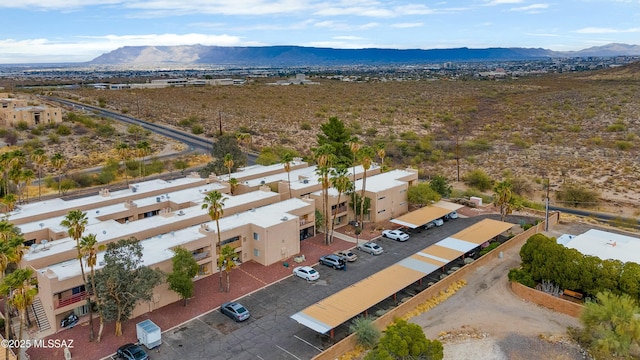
left=221, top=236, right=240, bottom=246
left=253, top=232, right=259, bottom=240
left=254, top=248, right=260, bottom=257
left=378, top=196, right=385, bottom=200
left=377, top=209, right=386, bottom=214
left=400, top=202, right=406, bottom=206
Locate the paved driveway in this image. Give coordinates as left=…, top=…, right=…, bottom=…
left=148, top=215, right=513, bottom=360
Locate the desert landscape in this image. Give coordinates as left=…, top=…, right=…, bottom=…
left=47, top=62, right=640, bottom=216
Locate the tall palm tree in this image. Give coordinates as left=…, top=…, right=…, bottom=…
left=19, top=169, right=34, bottom=204
left=61, top=210, right=94, bottom=341
left=30, top=148, right=47, bottom=201
left=136, top=140, right=150, bottom=177
left=0, top=220, right=23, bottom=360
left=0, top=268, right=37, bottom=360
left=347, top=137, right=361, bottom=227
left=218, top=245, right=237, bottom=293
left=50, top=152, right=66, bottom=195
left=358, top=146, right=375, bottom=232
left=0, top=151, right=11, bottom=196
left=223, top=153, right=234, bottom=181
left=79, top=234, right=107, bottom=342
left=8, top=150, right=26, bottom=197
left=376, top=143, right=386, bottom=172
left=201, top=191, right=228, bottom=292
left=116, top=142, right=130, bottom=186
left=314, top=144, right=336, bottom=245
left=329, top=166, right=353, bottom=243
left=280, top=152, right=294, bottom=199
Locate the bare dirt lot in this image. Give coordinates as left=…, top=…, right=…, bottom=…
left=411, top=218, right=590, bottom=360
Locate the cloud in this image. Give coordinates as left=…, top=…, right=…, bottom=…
left=391, top=22, right=424, bottom=28
left=333, top=36, right=365, bottom=40
left=575, top=27, right=640, bottom=34
left=525, top=32, right=560, bottom=37
left=483, top=0, right=523, bottom=6
left=509, top=3, right=549, bottom=12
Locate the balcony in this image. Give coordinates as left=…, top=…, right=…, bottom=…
left=217, top=239, right=241, bottom=250
left=55, top=291, right=88, bottom=309
left=331, top=205, right=347, bottom=215
left=192, top=251, right=210, bottom=261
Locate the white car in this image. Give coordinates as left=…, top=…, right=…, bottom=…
left=293, top=266, right=319, bottom=281
left=357, top=241, right=384, bottom=255
left=382, top=229, right=410, bottom=242
left=433, top=218, right=444, bottom=226
left=447, top=211, right=459, bottom=220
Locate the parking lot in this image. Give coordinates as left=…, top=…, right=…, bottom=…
left=145, top=214, right=515, bottom=360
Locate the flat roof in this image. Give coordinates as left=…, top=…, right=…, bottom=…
left=564, top=229, right=640, bottom=263
left=390, top=206, right=452, bottom=228
left=220, top=160, right=307, bottom=182
left=311, top=168, right=413, bottom=198
left=291, top=218, right=513, bottom=334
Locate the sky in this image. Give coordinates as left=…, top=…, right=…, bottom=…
left=1, top=0, right=639, bottom=64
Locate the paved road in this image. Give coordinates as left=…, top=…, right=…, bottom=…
left=144, top=214, right=535, bottom=360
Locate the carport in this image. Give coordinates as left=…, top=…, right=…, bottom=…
left=389, top=205, right=452, bottom=228
left=290, top=218, right=515, bottom=337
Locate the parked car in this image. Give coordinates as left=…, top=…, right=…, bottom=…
left=117, top=343, right=149, bottom=360
left=382, top=229, right=410, bottom=242
left=221, top=301, right=251, bottom=322
left=357, top=241, right=384, bottom=255
left=319, top=254, right=346, bottom=269
left=433, top=218, right=444, bottom=226
left=335, top=249, right=358, bottom=262
left=447, top=211, right=459, bottom=220
left=293, top=266, right=320, bottom=281
left=424, top=221, right=436, bottom=230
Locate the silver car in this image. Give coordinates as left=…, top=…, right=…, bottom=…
left=357, top=241, right=384, bottom=255
left=221, top=301, right=251, bottom=322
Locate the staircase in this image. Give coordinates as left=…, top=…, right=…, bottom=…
left=28, top=297, right=51, bottom=333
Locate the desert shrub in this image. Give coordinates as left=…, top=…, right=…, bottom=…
left=30, top=126, right=43, bottom=136
left=556, top=184, right=600, bottom=207
left=300, top=121, right=312, bottom=130
left=479, top=242, right=500, bottom=256
left=95, top=124, right=116, bottom=137
left=614, top=140, right=633, bottom=151
left=44, top=176, right=57, bottom=189
left=15, top=121, right=29, bottom=131
left=55, top=124, right=71, bottom=136
left=508, top=268, right=536, bottom=288
left=48, top=133, right=60, bottom=144
left=349, top=316, right=380, bottom=349
left=462, top=169, right=493, bottom=191
left=365, top=319, right=443, bottom=360
left=606, top=122, right=625, bottom=132
left=146, top=158, right=164, bottom=174
left=70, top=173, right=96, bottom=188
left=191, top=124, right=204, bottom=134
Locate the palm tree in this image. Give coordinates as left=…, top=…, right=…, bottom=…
left=218, top=245, right=237, bottom=293
left=280, top=152, right=294, bottom=199
left=236, top=132, right=251, bottom=151
left=8, top=150, right=26, bottom=197
left=50, top=152, right=66, bottom=195
left=201, top=191, right=228, bottom=292
left=30, top=148, right=47, bottom=201
left=314, top=144, right=336, bottom=245
left=228, top=178, right=238, bottom=195
left=19, top=169, right=34, bottom=204
left=493, top=180, right=520, bottom=222
left=358, top=146, right=375, bottom=233
left=330, top=166, right=353, bottom=243
left=61, top=210, right=94, bottom=341
left=79, top=234, right=107, bottom=342
left=0, top=268, right=37, bottom=360
left=116, top=142, right=130, bottom=186
left=136, top=140, right=150, bottom=177
left=347, top=137, right=361, bottom=227
left=376, top=143, right=386, bottom=172
left=0, top=220, right=23, bottom=360
left=0, top=151, right=11, bottom=196
left=223, top=153, right=234, bottom=181
left=2, top=194, right=17, bottom=213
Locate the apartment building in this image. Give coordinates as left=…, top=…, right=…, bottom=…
left=10, top=161, right=415, bottom=336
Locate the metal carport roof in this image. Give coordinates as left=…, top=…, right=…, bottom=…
left=290, top=218, right=514, bottom=334
left=390, top=206, right=452, bottom=228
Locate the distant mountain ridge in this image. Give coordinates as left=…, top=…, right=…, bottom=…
left=88, top=43, right=640, bottom=66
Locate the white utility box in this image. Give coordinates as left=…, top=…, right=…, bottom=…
left=136, top=319, right=162, bottom=349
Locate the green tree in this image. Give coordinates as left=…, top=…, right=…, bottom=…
left=281, top=152, right=294, bottom=199
left=365, top=319, right=443, bottom=360
left=218, top=245, right=237, bottom=293
left=580, top=291, right=640, bottom=357
left=201, top=190, right=228, bottom=292
left=317, top=117, right=352, bottom=166
left=493, top=180, right=521, bottom=222
left=358, top=146, right=375, bottom=233
left=167, top=247, right=199, bottom=307
left=407, top=182, right=441, bottom=208
left=79, top=234, right=107, bottom=342
left=429, top=175, right=452, bottom=198
left=201, top=133, right=246, bottom=177
left=556, top=184, right=600, bottom=208
left=223, top=153, right=234, bottom=180
left=136, top=140, right=150, bottom=177
left=0, top=268, right=37, bottom=360
left=92, top=238, right=162, bottom=336
left=61, top=209, right=94, bottom=341
left=619, top=262, right=640, bottom=300
left=376, top=143, right=386, bottom=172
left=174, top=158, right=189, bottom=175
left=347, top=137, right=361, bottom=227
left=463, top=169, right=493, bottom=192
left=116, top=142, right=130, bottom=186
left=0, top=220, right=25, bottom=358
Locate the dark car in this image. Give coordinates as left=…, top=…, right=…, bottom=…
left=221, top=301, right=251, bottom=322
left=117, top=343, right=149, bottom=360
left=319, top=254, right=346, bottom=269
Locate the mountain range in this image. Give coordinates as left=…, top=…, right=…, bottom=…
left=89, top=43, right=640, bottom=67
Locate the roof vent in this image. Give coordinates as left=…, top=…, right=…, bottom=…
left=303, top=179, right=309, bottom=184
left=281, top=216, right=288, bottom=221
